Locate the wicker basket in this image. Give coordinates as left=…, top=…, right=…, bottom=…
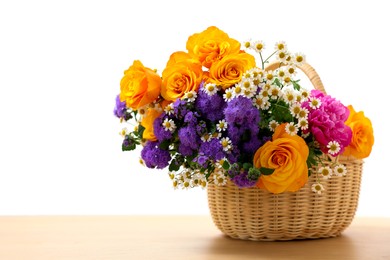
left=207, top=63, right=364, bottom=241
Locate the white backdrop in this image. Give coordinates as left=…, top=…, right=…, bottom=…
left=0, top=0, right=388, bottom=216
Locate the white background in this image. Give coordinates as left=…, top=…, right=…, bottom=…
left=0, top=0, right=388, bottom=216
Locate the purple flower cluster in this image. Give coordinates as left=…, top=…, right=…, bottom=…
left=305, top=90, right=352, bottom=155
left=153, top=114, right=172, bottom=141
left=141, top=141, right=171, bottom=169
left=114, top=95, right=126, bottom=118
left=224, top=96, right=261, bottom=154
left=227, top=164, right=257, bottom=188
left=195, top=85, right=226, bottom=122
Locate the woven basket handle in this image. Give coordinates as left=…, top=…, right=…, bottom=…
left=264, top=62, right=327, bottom=94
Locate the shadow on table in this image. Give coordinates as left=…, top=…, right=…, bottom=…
left=205, top=233, right=358, bottom=259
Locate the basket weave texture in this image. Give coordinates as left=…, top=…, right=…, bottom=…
left=207, top=63, right=364, bottom=241
left=207, top=156, right=363, bottom=241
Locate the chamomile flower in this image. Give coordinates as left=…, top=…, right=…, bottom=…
left=298, top=118, right=309, bottom=130
left=250, top=67, right=264, bottom=79
left=318, top=166, right=333, bottom=179
left=252, top=40, right=265, bottom=53
left=183, top=91, right=197, bottom=102
left=243, top=87, right=256, bottom=98
left=253, top=95, right=269, bottom=109
left=276, top=51, right=289, bottom=63
left=212, top=132, right=222, bottom=139
left=269, top=120, right=279, bottom=132
left=264, top=71, right=274, bottom=83
left=241, top=78, right=254, bottom=89
left=259, top=88, right=270, bottom=98
left=311, top=182, right=325, bottom=194
left=213, top=172, right=227, bottom=186
left=223, top=88, right=234, bottom=102
left=216, top=120, right=228, bottom=132
left=232, top=84, right=244, bottom=97
left=282, top=75, right=292, bottom=85
left=164, top=103, right=174, bottom=115
left=300, top=88, right=310, bottom=100
left=298, top=107, right=309, bottom=119
left=243, top=39, right=252, bottom=49
left=220, top=137, right=233, bottom=152
left=293, top=52, right=306, bottom=65
left=137, top=106, right=147, bottom=118
left=333, top=164, right=347, bottom=177
left=119, top=127, right=129, bottom=137
left=327, top=141, right=341, bottom=155
left=163, top=118, right=176, bottom=132
left=309, top=97, right=322, bottom=109
left=201, top=133, right=212, bottom=142
left=286, top=65, right=297, bottom=76
left=269, top=85, right=282, bottom=100
left=139, top=157, right=145, bottom=167
left=275, top=41, right=287, bottom=51
left=203, top=83, right=218, bottom=96
left=290, top=103, right=302, bottom=117
left=295, top=93, right=303, bottom=103
left=284, top=89, right=296, bottom=104
left=285, top=122, right=299, bottom=136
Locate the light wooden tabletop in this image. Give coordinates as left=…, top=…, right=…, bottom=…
left=0, top=216, right=389, bottom=259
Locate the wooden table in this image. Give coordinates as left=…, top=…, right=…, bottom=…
left=0, top=216, right=389, bottom=259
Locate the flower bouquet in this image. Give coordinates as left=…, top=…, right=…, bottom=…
left=114, top=26, right=374, bottom=240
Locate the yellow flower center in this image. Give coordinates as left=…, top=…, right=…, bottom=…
left=296, top=56, right=303, bottom=63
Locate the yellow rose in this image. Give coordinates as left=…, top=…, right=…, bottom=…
left=253, top=123, right=309, bottom=194
left=141, top=108, right=162, bottom=141
left=186, top=26, right=241, bottom=68
left=119, top=60, right=162, bottom=110
left=161, top=51, right=203, bottom=102
left=343, top=105, right=374, bottom=159
left=206, top=52, right=256, bottom=89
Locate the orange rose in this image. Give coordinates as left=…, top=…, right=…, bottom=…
left=253, top=123, right=309, bottom=194
left=206, top=52, right=256, bottom=89
left=186, top=26, right=241, bottom=68
left=141, top=108, right=162, bottom=141
left=161, top=51, right=203, bottom=102
left=119, top=60, right=161, bottom=110
left=343, top=105, right=374, bottom=159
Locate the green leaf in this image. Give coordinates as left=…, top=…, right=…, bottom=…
left=159, top=140, right=170, bottom=150
left=168, top=159, right=180, bottom=172
left=137, top=124, right=145, bottom=138
left=243, top=162, right=252, bottom=170
left=292, top=80, right=301, bottom=91
left=222, top=160, right=230, bottom=170
left=260, top=167, right=275, bottom=175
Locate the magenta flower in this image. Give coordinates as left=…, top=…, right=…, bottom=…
left=305, top=90, right=352, bottom=155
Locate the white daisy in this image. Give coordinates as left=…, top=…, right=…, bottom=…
left=203, top=83, right=218, bottom=96
left=232, top=84, right=244, bottom=97
left=298, top=107, right=309, bottom=119
left=252, top=40, right=265, bottom=53
left=283, top=89, right=296, bottom=104
left=309, top=97, right=322, bottom=109
left=183, top=91, right=197, bottom=102
left=269, top=85, right=281, bottom=100
left=164, top=103, right=174, bottom=115
left=119, top=127, right=129, bottom=137
left=285, top=122, right=299, bottom=136
left=220, top=137, right=233, bottom=152
left=290, top=103, right=302, bottom=117
left=223, top=88, right=234, bottom=102
left=293, top=52, right=306, bottom=65
left=318, top=166, right=333, bottom=179
left=201, top=133, right=212, bottom=142
left=216, top=119, right=228, bottom=132
left=300, top=89, right=310, bottom=101
left=162, top=118, right=176, bottom=132
left=213, top=172, right=227, bottom=186
left=298, top=118, right=309, bottom=130
left=327, top=141, right=341, bottom=155
left=264, top=71, right=275, bottom=84
left=268, top=120, right=279, bottom=132
left=311, top=182, right=325, bottom=194
left=275, top=41, right=287, bottom=52
left=253, top=95, right=268, bottom=110
left=334, top=164, right=347, bottom=177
